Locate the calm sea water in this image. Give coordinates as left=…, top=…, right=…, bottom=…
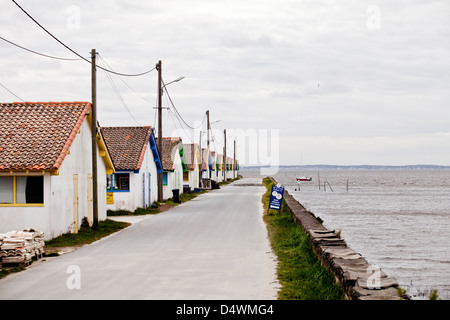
left=241, top=167, right=450, bottom=300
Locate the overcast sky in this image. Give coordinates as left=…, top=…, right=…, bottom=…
left=1, top=0, right=449, bottom=166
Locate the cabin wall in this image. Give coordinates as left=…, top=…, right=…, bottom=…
left=0, top=120, right=108, bottom=240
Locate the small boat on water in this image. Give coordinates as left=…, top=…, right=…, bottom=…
left=296, top=177, right=312, bottom=181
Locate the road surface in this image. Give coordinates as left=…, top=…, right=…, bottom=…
left=0, top=178, right=279, bottom=300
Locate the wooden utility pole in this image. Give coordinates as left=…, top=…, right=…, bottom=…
left=206, top=110, right=210, bottom=179
left=91, top=49, right=99, bottom=230
left=223, top=129, right=226, bottom=180
left=233, top=139, right=236, bottom=179
left=199, top=131, right=202, bottom=188
left=157, top=60, right=163, bottom=202
left=206, top=110, right=210, bottom=149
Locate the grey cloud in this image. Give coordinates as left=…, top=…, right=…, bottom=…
left=1, top=0, right=449, bottom=165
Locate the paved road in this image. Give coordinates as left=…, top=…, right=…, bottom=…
left=0, top=178, right=279, bottom=300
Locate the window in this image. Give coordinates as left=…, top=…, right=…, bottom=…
left=183, top=171, right=189, bottom=182
left=156, top=172, right=168, bottom=186
left=0, top=176, right=44, bottom=205
left=0, top=177, right=13, bottom=204
left=163, top=172, right=168, bottom=186
left=106, top=173, right=130, bottom=192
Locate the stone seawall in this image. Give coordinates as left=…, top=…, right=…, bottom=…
left=271, top=177, right=407, bottom=300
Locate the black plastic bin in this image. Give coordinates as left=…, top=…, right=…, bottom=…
left=172, top=189, right=181, bottom=203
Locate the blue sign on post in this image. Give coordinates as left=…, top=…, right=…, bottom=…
left=269, top=184, right=285, bottom=211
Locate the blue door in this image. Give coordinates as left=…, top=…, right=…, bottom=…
left=148, top=172, right=151, bottom=205
left=142, top=172, right=145, bottom=207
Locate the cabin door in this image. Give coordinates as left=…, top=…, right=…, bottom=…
left=87, top=174, right=93, bottom=226
left=148, top=173, right=151, bottom=207
left=73, top=174, right=79, bottom=234
left=142, top=172, right=146, bottom=208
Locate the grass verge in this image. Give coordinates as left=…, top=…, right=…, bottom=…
left=44, top=219, right=130, bottom=248
left=0, top=265, right=26, bottom=279
left=262, top=177, right=344, bottom=300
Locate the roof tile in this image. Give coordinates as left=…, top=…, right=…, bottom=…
left=156, top=137, right=182, bottom=171
left=182, top=143, right=198, bottom=171
left=0, top=102, right=91, bottom=172
left=101, top=126, right=153, bottom=171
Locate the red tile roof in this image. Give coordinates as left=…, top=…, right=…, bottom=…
left=182, top=143, right=199, bottom=171
left=210, top=151, right=217, bottom=167
left=201, top=147, right=210, bottom=170
left=101, top=126, right=153, bottom=171
left=156, top=137, right=182, bottom=171
left=217, top=153, right=223, bottom=166
left=0, top=102, right=91, bottom=172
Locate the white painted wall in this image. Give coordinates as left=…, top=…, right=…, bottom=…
left=163, top=143, right=184, bottom=200
left=106, top=142, right=159, bottom=212
left=211, top=169, right=217, bottom=182
left=0, top=120, right=109, bottom=240
left=49, top=119, right=108, bottom=238
left=0, top=173, right=50, bottom=238
left=186, top=165, right=199, bottom=190
left=144, top=144, right=159, bottom=206
left=209, top=154, right=217, bottom=182
left=216, top=168, right=224, bottom=183
left=201, top=169, right=209, bottom=180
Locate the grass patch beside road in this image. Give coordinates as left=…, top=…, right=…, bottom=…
left=44, top=219, right=130, bottom=248
left=262, top=177, right=344, bottom=300
left=0, top=265, right=26, bottom=279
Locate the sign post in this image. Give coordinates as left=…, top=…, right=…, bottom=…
left=268, top=184, right=285, bottom=214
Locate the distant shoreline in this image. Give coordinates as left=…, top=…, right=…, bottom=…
left=240, top=164, right=450, bottom=171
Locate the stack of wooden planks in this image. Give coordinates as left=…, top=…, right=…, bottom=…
left=0, top=228, right=45, bottom=268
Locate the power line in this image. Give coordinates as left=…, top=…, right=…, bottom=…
left=208, top=123, right=220, bottom=154
left=162, top=78, right=206, bottom=131
left=97, top=55, right=141, bottom=126
left=168, top=108, right=194, bottom=144
left=161, top=82, right=208, bottom=145
left=163, top=92, right=197, bottom=142
left=153, top=93, right=158, bottom=131
left=161, top=78, right=221, bottom=153
left=98, top=53, right=154, bottom=104
left=118, top=77, right=154, bottom=104
left=0, top=35, right=83, bottom=61
left=11, top=0, right=89, bottom=62
left=209, top=121, right=223, bottom=145
left=0, top=81, right=25, bottom=101
left=95, top=59, right=156, bottom=78
left=11, top=0, right=156, bottom=77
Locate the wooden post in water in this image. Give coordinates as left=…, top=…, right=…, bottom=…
left=318, top=171, right=321, bottom=190
left=327, top=180, right=334, bottom=192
